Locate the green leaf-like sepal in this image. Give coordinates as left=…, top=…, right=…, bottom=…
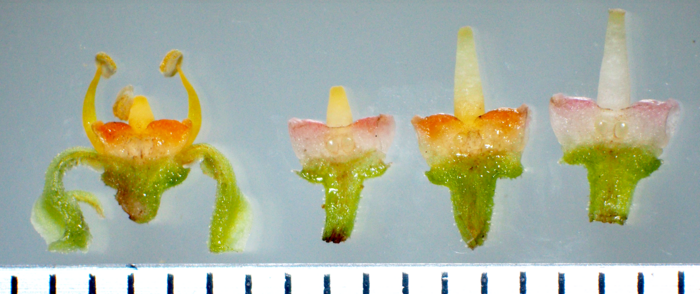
left=31, top=147, right=105, bottom=253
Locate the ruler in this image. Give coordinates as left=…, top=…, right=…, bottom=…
left=0, top=264, right=695, bottom=293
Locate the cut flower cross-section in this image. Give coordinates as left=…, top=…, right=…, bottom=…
left=412, top=27, right=529, bottom=249
left=31, top=50, right=251, bottom=253
left=288, top=86, right=395, bottom=243
left=549, top=9, right=680, bottom=224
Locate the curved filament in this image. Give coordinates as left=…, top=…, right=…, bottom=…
left=83, top=52, right=116, bottom=153
left=160, top=49, right=201, bottom=146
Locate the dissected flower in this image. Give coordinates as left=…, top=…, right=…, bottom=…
left=412, top=27, right=529, bottom=249
left=289, top=86, right=395, bottom=243
left=549, top=9, right=680, bottom=224
left=31, top=50, right=251, bottom=253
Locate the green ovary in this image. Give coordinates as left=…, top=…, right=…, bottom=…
left=562, top=144, right=661, bottom=224
left=102, top=157, right=189, bottom=223
left=32, top=143, right=251, bottom=253
left=297, top=152, right=388, bottom=243
left=426, top=152, right=523, bottom=249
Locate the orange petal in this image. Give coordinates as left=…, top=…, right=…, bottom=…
left=93, top=119, right=191, bottom=161
left=412, top=106, right=529, bottom=166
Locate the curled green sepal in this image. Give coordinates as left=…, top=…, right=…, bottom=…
left=176, top=144, right=252, bottom=253
left=31, top=147, right=106, bottom=253
left=425, top=152, right=523, bottom=249
left=562, top=144, right=661, bottom=224
left=296, top=152, right=388, bottom=243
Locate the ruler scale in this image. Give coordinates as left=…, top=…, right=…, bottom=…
left=0, top=265, right=695, bottom=293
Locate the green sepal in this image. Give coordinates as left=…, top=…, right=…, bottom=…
left=426, top=152, right=523, bottom=249
left=562, top=144, right=662, bottom=224
left=297, top=152, right=388, bottom=243
left=176, top=144, right=252, bottom=253
left=31, top=147, right=105, bottom=253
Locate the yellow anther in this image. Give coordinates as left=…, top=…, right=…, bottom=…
left=127, top=96, right=155, bottom=133
left=83, top=52, right=117, bottom=154
left=160, top=50, right=182, bottom=77
left=453, top=27, right=484, bottom=123
left=96, top=52, right=117, bottom=78
left=160, top=49, right=201, bottom=146
left=326, top=86, right=353, bottom=127
left=113, top=85, right=134, bottom=121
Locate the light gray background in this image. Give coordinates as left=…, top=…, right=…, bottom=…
left=0, top=2, right=698, bottom=264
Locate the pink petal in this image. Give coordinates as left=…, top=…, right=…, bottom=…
left=550, top=94, right=680, bottom=154
left=288, top=114, right=395, bottom=164
left=624, top=99, right=680, bottom=150
left=549, top=94, right=601, bottom=148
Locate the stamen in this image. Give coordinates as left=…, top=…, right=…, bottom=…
left=160, top=49, right=201, bottom=146
left=597, top=9, right=630, bottom=110
left=454, top=26, right=484, bottom=123
left=326, top=86, right=353, bottom=127
left=113, top=85, right=134, bottom=121
left=83, top=52, right=116, bottom=154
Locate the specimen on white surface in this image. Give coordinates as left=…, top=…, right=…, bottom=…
left=32, top=50, right=252, bottom=253
left=549, top=9, right=680, bottom=224
left=289, top=86, right=395, bottom=243
left=412, top=27, right=529, bottom=249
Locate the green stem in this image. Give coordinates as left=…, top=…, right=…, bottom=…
left=177, top=144, right=252, bottom=253
left=447, top=174, right=497, bottom=249
left=297, top=152, right=388, bottom=243
left=425, top=153, right=523, bottom=249
left=563, top=144, right=661, bottom=224
left=31, top=147, right=105, bottom=253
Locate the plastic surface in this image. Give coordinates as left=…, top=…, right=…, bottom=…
left=0, top=2, right=699, bottom=264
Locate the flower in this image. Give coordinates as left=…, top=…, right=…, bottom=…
left=412, top=27, right=529, bottom=249
left=31, top=50, right=251, bottom=253
left=84, top=50, right=201, bottom=162
left=549, top=9, right=680, bottom=224
left=288, top=86, right=395, bottom=243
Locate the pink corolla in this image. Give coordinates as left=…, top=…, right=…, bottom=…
left=288, top=86, right=395, bottom=243
left=549, top=9, right=680, bottom=224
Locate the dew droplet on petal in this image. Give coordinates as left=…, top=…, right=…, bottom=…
left=326, top=137, right=340, bottom=154
left=595, top=117, right=611, bottom=135
left=341, top=135, right=355, bottom=153
left=614, top=121, right=628, bottom=139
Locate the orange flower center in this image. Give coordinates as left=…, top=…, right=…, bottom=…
left=93, top=119, right=192, bottom=161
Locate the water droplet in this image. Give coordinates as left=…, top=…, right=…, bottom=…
left=614, top=121, right=628, bottom=139
left=595, top=117, right=611, bottom=135
left=326, top=137, right=340, bottom=153
left=341, top=135, right=355, bottom=153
